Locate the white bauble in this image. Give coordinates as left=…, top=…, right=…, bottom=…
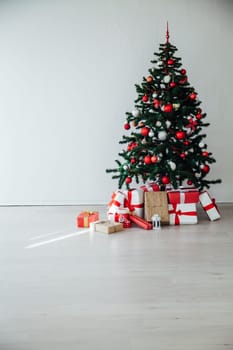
left=168, top=161, right=176, bottom=171
left=157, top=60, right=163, bottom=66
left=152, top=92, right=158, bottom=98
left=142, top=138, right=147, bottom=144
left=199, top=142, right=205, bottom=148
left=165, top=120, right=171, bottom=128
left=158, top=153, right=163, bottom=158
left=148, top=130, right=154, bottom=137
left=123, top=164, right=128, bottom=170
left=158, top=131, right=167, bottom=140
left=156, top=121, right=162, bottom=127
left=132, top=109, right=140, bottom=117
left=163, top=75, right=171, bottom=83
left=160, top=84, right=166, bottom=89
left=149, top=109, right=154, bottom=113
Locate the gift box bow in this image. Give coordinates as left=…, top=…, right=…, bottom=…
left=108, top=190, right=125, bottom=208
left=168, top=204, right=197, bottom=225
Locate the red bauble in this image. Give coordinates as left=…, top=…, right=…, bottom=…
left=130, top=157, right=137, bottom=164
left=181, top=69, right=186, bottom=75
left=169, top=82, right=176, bottom=88
left=187, top=180, right=193, bottom=185
left=142, top=95, right=149, bottom=102
left=146, top=76, right=153, bottom=83
left=202, top=151, right=209, bottom=157
left=180, top=152, right=186, bottom=159
left=144, top=155, right=151, bottom=165
left=153, top=99, right=161, bottom=108
left=175, top=131, right=186, bottom=140
left=151, top=155, right=158, bottom=163
left=161, top=176, right=170, bottom=184
left=125, top=177, right=132, bottom=184
left=202, top=164, right=210, bottom=173
left=189, top=92, right=197, bottom=100
left=167, top=58, right=174, bottom=65
left=163, top=103, right=173, bottom=113
left=183, top=140, right=190, bottom=146
left=141, top=127, right=150, bottom=137
left=124, top=123, right=130, bottom=130
left=196, top=113, right=203, bottom=120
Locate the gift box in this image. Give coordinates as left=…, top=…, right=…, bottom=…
left=107, top=208, right=130, bottom=222
left=91, top=220, right=124, bottom=234
left=129, top=214, right=152, bottom=230
left=168, top=203, right=198, bottom=225
left=108, top=190, right=126, bottom=212
left=199, top=191, right=221, bottom=221
left=124, top=189, right=144, bottom=217
left=77, top=211, right=99, bottom=228
left=167, top=188, right=199, bottom=204
left=144, top=191, right=169, bottom=225
left=140, top=182, right=160, bottom=192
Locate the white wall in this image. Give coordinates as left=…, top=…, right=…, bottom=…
left=0, top=0, right=232, bottom=204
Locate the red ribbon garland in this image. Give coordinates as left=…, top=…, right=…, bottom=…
left=124, top=189, right=144, bottom=213
left=169, top=204, right=197, bottom=225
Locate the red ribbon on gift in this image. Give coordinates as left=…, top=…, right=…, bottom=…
left=124, top=189, right=144, bottom=213
left=108, top=191, right=123, bottom=208
left=203, top=198, right=219, bottom=212
left=168, top=204, right=197, bottom=225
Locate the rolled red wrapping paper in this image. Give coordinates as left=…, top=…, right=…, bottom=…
left=129, top=214, right=152, bottom=230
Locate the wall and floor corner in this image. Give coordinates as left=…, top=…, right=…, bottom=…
left=0, top=0, right=232, bottom=205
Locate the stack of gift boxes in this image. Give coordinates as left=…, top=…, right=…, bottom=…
left=77, top=184, right=220, bottom=233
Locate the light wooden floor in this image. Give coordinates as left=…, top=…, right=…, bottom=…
left=0, top=204, right=233, bottom=350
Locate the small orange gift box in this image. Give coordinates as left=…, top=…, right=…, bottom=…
left=77, top=211, right=99, bottom=228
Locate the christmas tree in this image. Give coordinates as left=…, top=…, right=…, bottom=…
left=106, top=25, right=221, bottom=190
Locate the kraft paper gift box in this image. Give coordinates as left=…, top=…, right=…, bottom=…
left=168, top=203, right=198, bottom=225
left=167, top=188, right=199, bottom=204
left=144, top=191, right=169, bottom=225
left=124, top=189, right=144, bottom=218
left=77, top=211, right=99, bottom=228
left=91, top=220, right=124, bottom=234
left=199, top=191, right=221, bottom=221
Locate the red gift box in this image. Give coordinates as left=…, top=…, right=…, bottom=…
left=77, top=211, right=99, bottom=228
left=167, top=188, right=199, bottom=204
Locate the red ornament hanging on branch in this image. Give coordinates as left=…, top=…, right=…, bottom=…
left=125, top=177, right=132, bottom=184
left=163, top=103, right=173, bottom=113
left=141, top=127, right=150, bottom=137
left=175, top=131, right=186, bottom=140
left=161, top=175, right=170, bottom=184
left=142, top=95, right=149, bottom=102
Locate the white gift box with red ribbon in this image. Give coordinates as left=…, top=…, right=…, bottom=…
left=168, top=203, right=198, bottom=225
left=108, top=189, right=144, bottom=218
left=140, top=182, right=160, bottom=192
left=123, top=189, right=144, bottom=217
left=199, top=191, right=221, bottom=221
